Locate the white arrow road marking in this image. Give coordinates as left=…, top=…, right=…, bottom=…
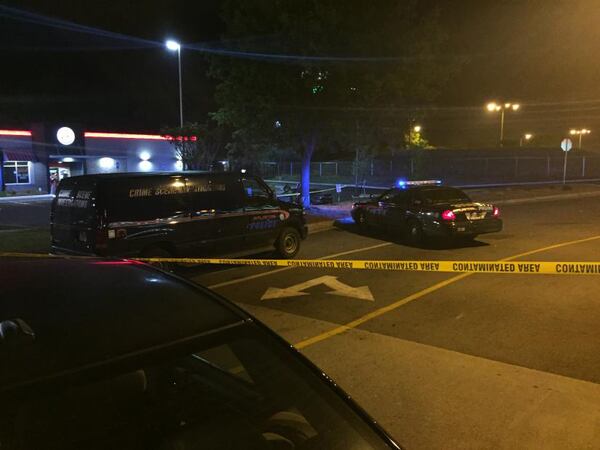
left=261, top=275, right=374, bottom=301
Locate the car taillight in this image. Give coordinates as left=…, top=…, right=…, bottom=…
left=441, top=210, right=456, bottom=221
left=493, top=206, right=500, bottom=217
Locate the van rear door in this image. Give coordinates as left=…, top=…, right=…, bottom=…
left=51, top=178, right=101, bottom=255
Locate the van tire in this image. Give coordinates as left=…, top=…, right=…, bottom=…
left=275, top=227, right=301, bottom=259
left=141, top=246, right=175, bottom=272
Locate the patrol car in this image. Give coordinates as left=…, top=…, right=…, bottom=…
left=50, top=172, right=308, bottom=260
left=351, top=181, right=502, bottom=244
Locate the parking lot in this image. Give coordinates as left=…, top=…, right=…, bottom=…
left=185, top=196, right=600, bottom=449
left=2, top=191, right=600, bottom=448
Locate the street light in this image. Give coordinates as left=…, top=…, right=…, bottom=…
left=408, top=124, right=423, bottom=149
left=520, top=133, right=533, bottom=147
left=165, top=40, right=183, bottom=127
left=486, top=101, right=521, bottom=146
left=569, top=128, right=591, bottom=149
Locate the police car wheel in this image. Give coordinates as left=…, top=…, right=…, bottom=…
left=276, top=227, right=301, bottom=258
left=407, top=221, right=424, bottom=245
left=355, top=211, right=368, bottom=229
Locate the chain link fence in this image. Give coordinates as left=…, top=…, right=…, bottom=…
left=260, top=155, right=600, bottom=186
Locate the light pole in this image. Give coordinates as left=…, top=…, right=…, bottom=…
left=166, top=40, right=183, bottom=127
left=486, top=102, right=520, bottom=147
left=519, top=133, right=533, bottom=147
left=569, top=128, right=591, bottom=149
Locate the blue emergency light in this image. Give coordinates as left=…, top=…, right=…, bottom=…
left=396, top=179, right=441, bottom=189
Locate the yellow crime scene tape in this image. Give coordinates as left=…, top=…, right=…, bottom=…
left=2, top=252, right=600, bottom=275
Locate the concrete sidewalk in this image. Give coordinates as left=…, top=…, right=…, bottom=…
left=0, top=194, right=53, bottom=203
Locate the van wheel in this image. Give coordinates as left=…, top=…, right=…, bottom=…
left=141, top=246, right=175, bottom=272
left=276, top=227, right=301, bottom=258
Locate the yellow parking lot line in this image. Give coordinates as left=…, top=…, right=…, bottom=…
left=294, top=234, right=600, bottom=349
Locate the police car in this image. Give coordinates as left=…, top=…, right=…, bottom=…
left=351, top=180, right=502, bottom=244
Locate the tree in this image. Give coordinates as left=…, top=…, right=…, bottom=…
left=405, top=129, right=432, bottom=149
left=162, top=122, right=229, bottom=170
left=210, top=0, right=457, bottom=206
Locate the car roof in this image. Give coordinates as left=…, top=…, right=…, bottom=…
left=60, top=171, right=243, bottom=183
left=386, top=185, right=463, bottom=193
left=0, top=258, right=248, bottom=391
left=409, top=185, right=461, bottom=191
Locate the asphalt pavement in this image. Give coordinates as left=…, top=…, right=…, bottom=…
left=0, top=197, right=51, bottom=228
left=187, top=197, right=600, bottom=450
left=2, top=191, right=600, bottom=449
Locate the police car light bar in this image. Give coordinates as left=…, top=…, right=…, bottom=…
left=397, top=179, right=441, bottom=188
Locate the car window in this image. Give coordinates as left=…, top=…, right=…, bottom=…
left=390, top=191, right=409, bottom=207
left=242, top=177, right=271, bottom=199
left=1, top=331, right=391, bottom=450
left=421, top=188, right=471, bottom=205
left=53, top=180, right=98, bottom=226
left=378, top=189, right=397, bottom=202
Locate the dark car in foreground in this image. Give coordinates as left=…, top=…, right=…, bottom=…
left=0, top=258, right=401, bottom=450
left=351, top=182, right=502, bottom=244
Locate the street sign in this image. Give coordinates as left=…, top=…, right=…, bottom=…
left=561, top=138, right=573, bottom=152
left=336, top=184, right=342, bottom=193
left=561, top=138, right=572, bottom=185
left=261, top=275, right=374, bottom=301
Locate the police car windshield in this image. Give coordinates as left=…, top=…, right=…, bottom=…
left=422, top=187, right=470, bottom=204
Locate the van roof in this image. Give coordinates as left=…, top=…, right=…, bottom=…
left=60, top=171, right=243, bottom=183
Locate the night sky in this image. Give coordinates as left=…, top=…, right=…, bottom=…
left=1, top=0, right=600, bottom=147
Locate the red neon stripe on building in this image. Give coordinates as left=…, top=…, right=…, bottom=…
left=84, top=132, right=167, bottom=140
left=0, top=129, right=32, bottom=137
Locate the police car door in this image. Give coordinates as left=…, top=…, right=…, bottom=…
left=372, top=189, right=398, bottom=227
left=381, top=189, right=410, bottom=228
left=242, top=177, right=281, bottom=250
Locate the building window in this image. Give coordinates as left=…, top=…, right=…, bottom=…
left=3, top=161, right=31, bottom=184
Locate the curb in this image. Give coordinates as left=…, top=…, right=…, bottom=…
left=0, top=194, right=54, bottom=203
left=307, top=221, right=336, bottom=234
left=495, top=190, right=600, bottom=205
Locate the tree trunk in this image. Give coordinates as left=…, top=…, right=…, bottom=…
left=301, top=133, right=317, bottom=208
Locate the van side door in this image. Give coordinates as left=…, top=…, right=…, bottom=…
left=207, top=178, right=247, bottom=256
left=241, top=177, right=283, bottom=250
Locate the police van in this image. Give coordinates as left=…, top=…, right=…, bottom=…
left=50, top=172, right=308, bottom=260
